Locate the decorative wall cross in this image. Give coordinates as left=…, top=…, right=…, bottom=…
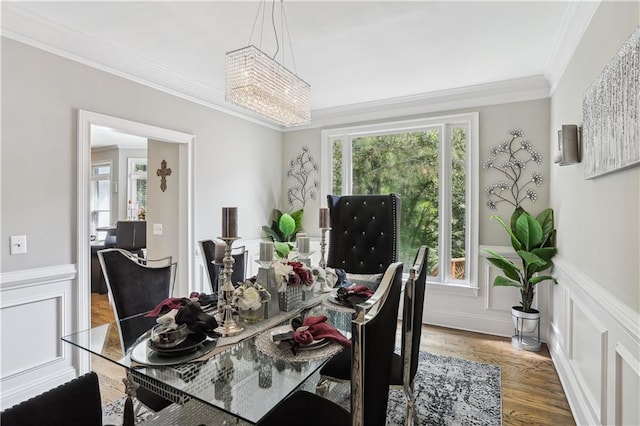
left=156, top=160, right=172, bottom=192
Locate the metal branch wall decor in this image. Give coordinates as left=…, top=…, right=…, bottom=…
left=286, top=147, right=319, bottom=209
left=156, top=159, right=172, bottom=192
left=483, top=129, right=543, bottom=211
left=583, top=26, right=640, bottom=179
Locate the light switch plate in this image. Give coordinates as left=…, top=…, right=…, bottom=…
left=153, top=223, right=163, bottom=235
left=10, top=235, right=27, bottom=255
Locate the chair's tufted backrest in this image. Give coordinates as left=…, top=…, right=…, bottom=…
left=326, top=194, right=400, bottom=275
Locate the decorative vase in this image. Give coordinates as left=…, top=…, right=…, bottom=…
left=278, top=286, right=303, bottom=312
left=238, top=306, right=264, bottom=323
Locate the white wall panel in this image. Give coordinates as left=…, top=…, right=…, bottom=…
left=0, top=265, right=77, bottom=410
left=549, top=256, right=640, bottom=426
left=1, top=296, right=62, bottom=377
left=615, top=343, right=640, bottom=426
left=569, top=299, right=608, bottom=423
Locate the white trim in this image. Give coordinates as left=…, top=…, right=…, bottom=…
left=553, top=257, right=640, bottom=342
left=545, top=1, right=600, bottom=95
left=0, top=264, right=76, bottom=289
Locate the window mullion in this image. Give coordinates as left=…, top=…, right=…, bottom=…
left=440, top=124, right=452, bottom=283
left=344, top=135, right=353, bottom=194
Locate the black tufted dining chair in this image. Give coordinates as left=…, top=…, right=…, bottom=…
left=97, top=248, right=176, bottom=412
left=0, top=372, right=103, bottom=426
left=317, top=245, right=429, bottom=425
left=257, top=262, right=404, bottom=426
left=326, top=193, right=400, bottom=275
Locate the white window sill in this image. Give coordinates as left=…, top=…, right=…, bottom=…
left=426, top=281, right=479, bottom=297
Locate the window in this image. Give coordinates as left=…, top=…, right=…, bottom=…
left=90, top=162, right=111, bottom=238
left=322, top=113, right=478, bottom=287
left=127, top=158, right=147, bottom=220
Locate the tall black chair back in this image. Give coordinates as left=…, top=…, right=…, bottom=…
left=396, top=246, right=428, bottom=425
left=351, top=261, right=403, bottom=426
left=326, top=194, right=400, bottom=274
left=257, top=261, right=403, bottom=426
left=0, top=372, right=103, bottom=426
left=115, top=220, right=146, bottom=252
left=97, top=248, right=176, bottom=352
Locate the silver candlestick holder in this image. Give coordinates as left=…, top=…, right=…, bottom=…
left=318, top=227, right=333, bottom=293
left=214, top=237, right=244, bottom=337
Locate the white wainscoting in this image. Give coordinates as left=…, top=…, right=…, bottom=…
left=423, top=245, right=549, bottom=339
left=0, top=265, right=78, bottom=410
left=548, top=256, right=640, bottom=426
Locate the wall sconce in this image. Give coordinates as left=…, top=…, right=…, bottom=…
left=554, top=124, right=582, bottom=166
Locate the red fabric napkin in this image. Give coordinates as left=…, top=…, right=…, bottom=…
left=293, top=315, right=351, bottom=347
left=145, top=297, right=185, bottom=317
left=349, top=285, right=374, bottom=297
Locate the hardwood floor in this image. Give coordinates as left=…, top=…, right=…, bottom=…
left=91, top=293, right=575, bottom=425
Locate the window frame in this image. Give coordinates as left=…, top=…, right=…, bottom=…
left=90, top=160, right=112, bottom=237
left=321, top=113, right=479, bottom=292
left=127, top=157, right=148, bottom=221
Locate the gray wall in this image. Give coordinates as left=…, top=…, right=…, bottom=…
left=550, top=2, right=639, bottom=312
left=1, top=37, right=283, bottom=273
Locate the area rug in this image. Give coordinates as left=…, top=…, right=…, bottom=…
left=103, top=351, right=501, bottom=426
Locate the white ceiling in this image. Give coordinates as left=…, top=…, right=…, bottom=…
left=1, top=1, right=598, bottom=129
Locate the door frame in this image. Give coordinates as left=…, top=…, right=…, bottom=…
left=76, top=110, right=194, bottom=373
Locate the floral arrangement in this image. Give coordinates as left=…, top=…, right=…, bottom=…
left=273, top=260, right=316, bottom=292
left=483, top=129, right=543, bottom=211
left=232, top=279, right=271, bottom=311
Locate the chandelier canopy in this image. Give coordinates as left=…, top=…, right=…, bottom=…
left=225, top=1, right=311, bottom=127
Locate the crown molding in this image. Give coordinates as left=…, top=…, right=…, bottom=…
left=2, top=2, right=561, bottom=133
left=1, top=3, right=282, bottom=131
left=545, top=0, right=600, bottom=95
left=293, top=75, right=551, bottom=131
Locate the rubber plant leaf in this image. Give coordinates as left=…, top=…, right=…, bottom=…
left=514, top=213, right=542, bottom=251
left=529, top=275, right=557, bottom=286
left=493, top=275, right=522, bottom=288
left=278, top=213, right=296, bottom=239
left=485, top=249, right=521, bottom=282
left=491, top=215, right=522, bottom=251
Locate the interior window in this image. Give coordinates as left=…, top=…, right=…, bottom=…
left=127, top=158, right=147, bottom=220
left=90, top=162, right=112, bottom=240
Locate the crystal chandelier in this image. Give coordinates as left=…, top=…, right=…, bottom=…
left=225, top=1, right=311, bottom=127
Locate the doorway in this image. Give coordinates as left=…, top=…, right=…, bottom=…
left=77, top=111, right=195, bottom=348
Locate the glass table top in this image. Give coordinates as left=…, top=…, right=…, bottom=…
left=63, top=301, right=351, bottom=424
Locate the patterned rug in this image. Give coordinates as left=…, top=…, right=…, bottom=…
left=103, top=351, right=501, bottom=425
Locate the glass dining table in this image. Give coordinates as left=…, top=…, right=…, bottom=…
left=62, top=295, right=351, bottom=425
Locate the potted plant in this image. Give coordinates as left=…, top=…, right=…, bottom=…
left=485, top=207, right=557, bottom=345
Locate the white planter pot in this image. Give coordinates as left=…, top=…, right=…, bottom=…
left=511, top=306, right=539, bottom=333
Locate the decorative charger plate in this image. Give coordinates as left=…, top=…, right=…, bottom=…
left=322, top=292, right=356, bottom=313
left=130, top=334, right=218, bottom=366
left=255, top=325, right=343, bottom=362
left=147, top=333, right=207, bottom=356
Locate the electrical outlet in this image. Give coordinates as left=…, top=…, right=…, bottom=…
left=153, top=223, right=163, bottom=235
left=10, top=235, right=27, bottom=255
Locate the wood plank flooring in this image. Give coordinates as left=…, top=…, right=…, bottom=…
left=91, top=293, right=575, bottom=425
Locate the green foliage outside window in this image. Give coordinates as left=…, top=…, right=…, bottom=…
left=333, top=127, right=467, bottom=277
